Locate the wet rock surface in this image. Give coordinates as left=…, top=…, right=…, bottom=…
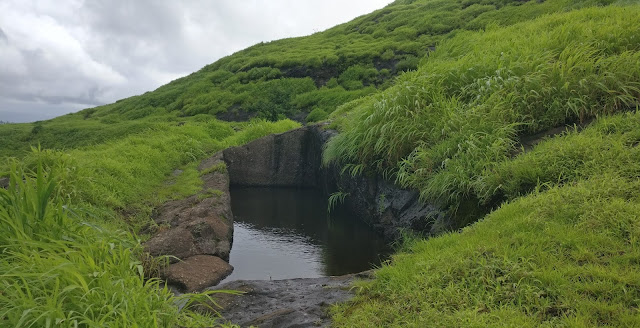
left=208, top=271, right=373, bottom=328
left=331, top=171, right=446, bottom=239
left=144, top=152, right=234, bottom=291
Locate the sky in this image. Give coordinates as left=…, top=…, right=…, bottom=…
left=0, top=0, right=394, bottom=123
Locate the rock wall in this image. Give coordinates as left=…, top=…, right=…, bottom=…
left=223, top=125, right=447, bottom=239
left=223, top=128, right=321, bottom=187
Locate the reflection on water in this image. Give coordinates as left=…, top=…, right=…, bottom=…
left=221, top=187, right=391, bottom=282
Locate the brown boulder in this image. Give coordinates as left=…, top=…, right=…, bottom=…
left=163, top=255, right=233, bottom=293
left=144, top=227, right=194, bottom=263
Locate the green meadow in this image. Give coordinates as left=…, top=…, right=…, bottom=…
left=1, top=0, right=640, bottom=326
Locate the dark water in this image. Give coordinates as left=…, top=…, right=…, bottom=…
left=221, top=187, right=391, bottom=282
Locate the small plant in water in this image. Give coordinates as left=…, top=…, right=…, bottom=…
left=327, top=191, right=349, bottom=214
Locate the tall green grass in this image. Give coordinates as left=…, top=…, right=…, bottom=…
left=0, top=161, right=223, bottom=327
left=0, top=118, right=299, bottom=326
left=325, top=5, right=640, bottom=208
left=331, top=111, right=640, bottom=327
left=329, top=4, right=640, bottom=326
left=479, top=112, right=640, bottom=203
left=4, top=119, right=300, bottom=229
left=332, top=174, right=640, bottom=327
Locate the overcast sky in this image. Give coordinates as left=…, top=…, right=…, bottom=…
left=0, top=0, right=393, bottom=123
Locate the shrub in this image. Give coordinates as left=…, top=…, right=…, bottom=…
left=306, top=107, right=329, bottom=122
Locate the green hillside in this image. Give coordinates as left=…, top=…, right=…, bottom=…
left=0, top=0, right=614, bottom=158
left=327, top=5, right=640, bottom=326
left=1, top=0, right=640, bottom=326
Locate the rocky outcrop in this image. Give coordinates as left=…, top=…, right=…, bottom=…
left=223, top=125, right=447, bottom=239
left=331, top=173, right=446, bottom=239
left=205, top=271, right=373, bottom=327
left=144, top=152, right=234, bottom=292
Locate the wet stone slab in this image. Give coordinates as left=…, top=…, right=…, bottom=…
left=206, top=271, right=373, bottom=328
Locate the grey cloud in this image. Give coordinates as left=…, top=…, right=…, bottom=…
left=0, top=0, right=393, bottom=123
left=0, top=100, right=86, bottom=123
left=7, top=92, right=102, bottom=107
left=80, top=0, right=187, bottom=70
left=0, top=27, right=7, bottom=43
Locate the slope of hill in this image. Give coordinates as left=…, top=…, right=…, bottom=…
left=1, top=0, right=639, bottom=326
left=326, top=3, right=640, bottom=326
left=0, top=0, right=613, bottom=158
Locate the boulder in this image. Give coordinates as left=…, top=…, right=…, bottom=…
left=0, top=177, right=8, bottom=189
left=163, top=255, right=233, bottom=293
left=144, top=227, right=194, bottom=263
left=146, top=193, right=233, bottom=261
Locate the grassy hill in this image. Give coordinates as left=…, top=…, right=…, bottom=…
left=326, top=4, right=640, bottom=326
left=0, top=0, right=614, bottom=158
left=1, top=0, right=640, bottom=326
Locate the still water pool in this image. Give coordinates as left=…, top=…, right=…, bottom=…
left=221, top=187, right=391, bottom=282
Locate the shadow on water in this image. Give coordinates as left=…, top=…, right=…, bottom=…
left=221, top=187, right=392, bottom=282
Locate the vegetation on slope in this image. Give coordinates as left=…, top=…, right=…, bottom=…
left=87, top=0, right=615, bottom=123
left=327, top=3, right=640, bottom=327
left=0, top=162, right=222, bottom=327
left=1, top=0, right=639, bottom=326
left=1, top=0, right=614, bottom=159
left=0, top=119, right=298, bottom=326
left=325, top=4, right=640, bottom=209
left=333, top=114, right=640, bottom=326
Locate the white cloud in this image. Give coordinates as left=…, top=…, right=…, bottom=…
left=0, top=0, right=393, bottom=123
